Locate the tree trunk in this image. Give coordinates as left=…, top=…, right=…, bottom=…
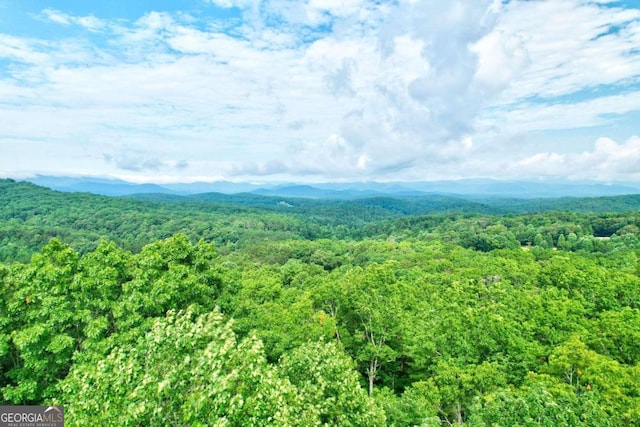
left=328, top=303, right=341, bottom=343
left=368, top=357, right=378, bottom=396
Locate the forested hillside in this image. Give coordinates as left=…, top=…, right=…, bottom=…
left=3, top=178, right=640, bottom=263
left=2, top=179, right=640, bottom=425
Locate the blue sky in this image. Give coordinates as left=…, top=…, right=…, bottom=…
left=1, top=0, right=640, bottom=183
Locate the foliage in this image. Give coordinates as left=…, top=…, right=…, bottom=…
left=60, top=309, right=300, bottom=426
left=2, top=179, right=640, bottom=425
left=278, top=341, right=386, bottom=426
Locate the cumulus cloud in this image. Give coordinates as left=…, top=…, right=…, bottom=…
left=512, top=136, right=640, bottom=181
left=309, top=0, right=504, bottom=176
left=471, top=29, right=530, bottom=94
left=1, top=1, right=640, bottom=182
left=104, top=153, right=164, bottom=172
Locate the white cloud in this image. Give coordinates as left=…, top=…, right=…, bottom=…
left=202, top=0, right=253, bottom=8
left=1, top=1, right=640, bottom=182
left=488, top=0, right=640, bottom=103
left=482, top=90, right=640, bottom=135
left=311, top=0, right=502, bottom=176
left=229, top=133, right=373, bottom=179
left=42, top=8, right=106, bottom=32
left=0, top=35, right=50, bottom=64
left=43, top=8, right=71, bottom=25
left=204, top=0, right=234, bottom=7
left=305, top=0, right=367, bottom=25
left=471, top=29, right=530, bottom=94
left=511, top=136, right=640, bottom=181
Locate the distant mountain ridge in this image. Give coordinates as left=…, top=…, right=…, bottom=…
left=251, top=185, right=390, bottom=199
left=26, top=176, right=182, bottom=196
left=5, top=178, right=640, bottom=219
left=20, top=175, right=640, bottom=199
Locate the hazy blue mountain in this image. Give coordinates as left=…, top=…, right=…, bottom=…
left=162, top=181, right=266, bottom=194
left=20, top=175, right=640, bottom=199
left=67, top=182, right=179, bottom=196
left=7, top=179, right=640, bottom=223
left=251, top=185, right=387, bottom=199
left=315, top=180, right=640, bottom=198
left=25, top=175, right=180, bottom=196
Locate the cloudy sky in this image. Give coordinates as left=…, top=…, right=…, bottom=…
left=1, top=0, right=639, bottom=183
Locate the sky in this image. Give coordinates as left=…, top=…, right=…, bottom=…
left=1, top=0, right=640, bottom=184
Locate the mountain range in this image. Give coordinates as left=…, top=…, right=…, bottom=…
left=23, top=175, right=640, bottom=199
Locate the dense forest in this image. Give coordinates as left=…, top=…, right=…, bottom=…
left=2, top=178, right=640, bottom=426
